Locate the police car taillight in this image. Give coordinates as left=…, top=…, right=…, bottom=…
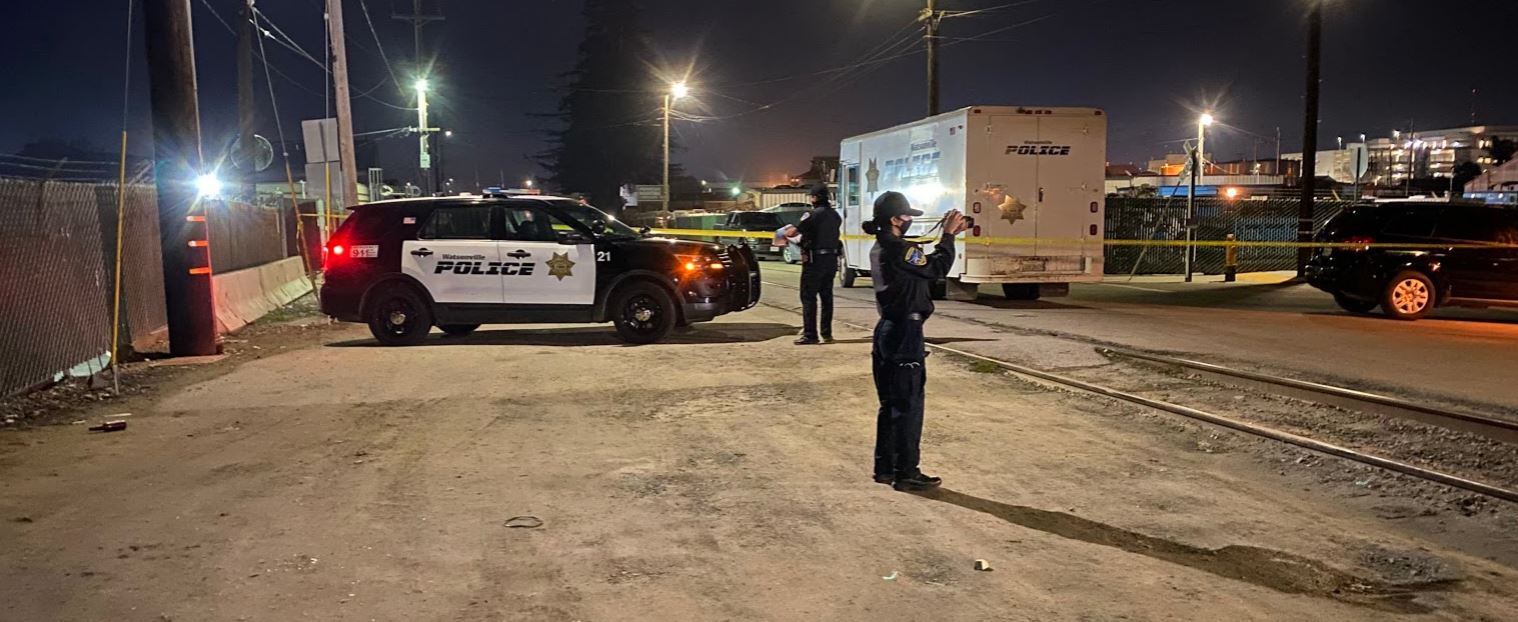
left=324, top=238, right=347, bottom=269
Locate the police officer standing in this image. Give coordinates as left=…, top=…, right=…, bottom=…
left=790, top=183, right=842, bottom=345
left=864, top=191, right=968, bottom=491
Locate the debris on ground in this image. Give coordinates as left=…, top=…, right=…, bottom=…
left=881, top=571, right=898, bottom=581
left=974, top=559, right=994, bottom=572
left=87, top=421, right=127, bottom=433
left=504, top=516, right=544, bottom=529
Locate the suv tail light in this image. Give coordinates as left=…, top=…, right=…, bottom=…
left=324, top=237, right=347, bottom=269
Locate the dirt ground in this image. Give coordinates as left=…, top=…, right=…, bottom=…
left=3, top=302, right=1518, bottom=621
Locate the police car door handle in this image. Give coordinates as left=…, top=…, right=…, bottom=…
left=411, top=248, right=433, bottom=257
left=507, top=249, right=531, bottom=259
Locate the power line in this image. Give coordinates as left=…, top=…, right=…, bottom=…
left=941, top=0, right=1049, bottom=19
left=357, top=0, right=406, bottom=92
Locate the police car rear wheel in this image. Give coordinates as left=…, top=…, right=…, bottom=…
left=366, top=286, right=432, bottom=346
left=612, top=282, right=675, bottom=344
left=440, top=324, right=480, bottom=337
left=839, top=267, right=857, bottom=288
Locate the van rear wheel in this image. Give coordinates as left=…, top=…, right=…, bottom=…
left=839, top=267, right=858, bottom=288
left=1003, top=284, right=1041, bottom=301
left=439, top=324, right=480, bottom=337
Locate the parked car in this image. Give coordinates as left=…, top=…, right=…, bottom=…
left=1306, top=201, right=1518, bottom=320
left=716, top=211, right=788, bottom=260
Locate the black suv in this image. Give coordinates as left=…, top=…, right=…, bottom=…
left=320, top=196, right=761, bottom=344
left=717, top=211, right=787, bottom=260
left=1306, top=201, right=1518, bottom=320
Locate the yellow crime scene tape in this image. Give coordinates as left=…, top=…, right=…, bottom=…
left=647, top=228, right=1518, bottom=251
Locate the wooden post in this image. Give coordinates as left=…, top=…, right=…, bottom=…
left=142, top=0, right=218, bottom=356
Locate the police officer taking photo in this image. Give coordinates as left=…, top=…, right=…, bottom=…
left=864, top=191, right=969, bottom=491
left=786, top=183, right=842, bottom=345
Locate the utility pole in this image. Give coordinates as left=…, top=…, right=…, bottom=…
left=142, top=0, right=217, bottom=357
left=1296, top=1, right=1323, bottom=276
left=394, top=0, right=442, bottom=195
left=1185, top=142, right=1198, bottom=283
left=663, top=93, right=672, bottom=213
left=326, top=0, right=359, bottom=210
left=236, top=0, right=254, bottom=199
left=921, top=0, right=941, bottom=116
left=415, top=80, right=431, bottom=195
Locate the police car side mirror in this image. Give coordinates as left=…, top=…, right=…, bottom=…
left=591, top=220, right=608, bottom=235
left=639, top=226, right=651, bottom=236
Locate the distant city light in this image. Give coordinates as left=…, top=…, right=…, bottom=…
left=730, top=186, right=741, bottom=197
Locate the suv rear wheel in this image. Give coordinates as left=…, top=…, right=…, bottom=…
left=366, top=284, right=433, bottom=345
left=612, top=281, right=676, bottom=344
left=1381, top=271, right=1435, bottom=320
left=1333, top=294, right=1377, bottom=314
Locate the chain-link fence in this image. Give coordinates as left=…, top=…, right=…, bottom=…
left=1104, top=197, right=1357, bottom=275
left=0, top=170, right=300, bottom=396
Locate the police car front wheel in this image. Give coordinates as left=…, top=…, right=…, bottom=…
left=612, top=281, right=676, bottom=344
left=366, top=285, right=433, bottom=346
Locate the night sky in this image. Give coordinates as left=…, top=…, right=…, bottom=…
left=3, top=0, right=1515, bottom=188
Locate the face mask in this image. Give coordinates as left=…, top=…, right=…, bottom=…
left=895, top=216, right=913, bottom=229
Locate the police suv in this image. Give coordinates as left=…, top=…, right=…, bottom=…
left=320, top=195, right=761, bottom=344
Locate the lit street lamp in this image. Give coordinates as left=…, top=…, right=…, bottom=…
left=414, top=78, right=432, bottom=195
left=663, top=81, right=688, bottom=213
left=1186, top=112, right=1215, bottom=283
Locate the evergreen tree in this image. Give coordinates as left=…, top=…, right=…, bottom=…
left=537, top=1, right=664, bottom=212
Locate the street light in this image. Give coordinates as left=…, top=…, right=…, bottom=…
left=414, top=78, right=429, bottom=92
left=195, top=173, right=223, bottom=198
left=525, top=179, right=534, bottom=188
left=663, top=81, right=690, bottom=213
left=1185, top=112, right=1215, bottom=283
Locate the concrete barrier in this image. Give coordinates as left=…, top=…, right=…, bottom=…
left=213, top=256, right=313, bottom=334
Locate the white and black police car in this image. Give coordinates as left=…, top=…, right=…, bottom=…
left=320, top=194, right=761, bottom=345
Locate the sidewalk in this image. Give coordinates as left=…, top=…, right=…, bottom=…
left=1104, top=270, right=1299, bottom=285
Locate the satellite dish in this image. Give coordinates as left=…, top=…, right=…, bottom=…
left=231, top=134, right=275, bottom=172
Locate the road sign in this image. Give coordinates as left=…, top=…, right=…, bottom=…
left=635, top=185, right=664, bottom=201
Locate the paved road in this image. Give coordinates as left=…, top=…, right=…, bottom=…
left=762, top=262, right=1518, bottom=413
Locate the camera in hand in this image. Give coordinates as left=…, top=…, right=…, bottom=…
left=962, top=216, right=975, bottom=229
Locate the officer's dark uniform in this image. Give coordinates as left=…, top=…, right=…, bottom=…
left=868, top=191, right=956, bottom=491
left=795, top=184, right=842, bottom=344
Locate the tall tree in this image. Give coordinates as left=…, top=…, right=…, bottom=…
left=1490, top=138, right=1516, bottom=168
left=537, top=1, right=664, bottom=212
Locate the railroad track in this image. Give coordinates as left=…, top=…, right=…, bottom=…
left=1099, top=348, right=1518, bottom=445
left=759, top=278, right=1518, bottom=505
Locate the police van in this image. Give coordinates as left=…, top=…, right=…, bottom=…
left=837, top=106, right=1107, bottom=300
left=319, top=195, right=762, bottom=345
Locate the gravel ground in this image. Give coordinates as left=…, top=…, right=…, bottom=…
left=4, top=286, right=1518, bottom=620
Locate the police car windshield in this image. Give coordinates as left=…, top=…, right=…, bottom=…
left=552, top=202, right=641, bottom=237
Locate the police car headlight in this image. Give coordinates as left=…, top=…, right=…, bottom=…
left=676, top=254, right=724, bottom=272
